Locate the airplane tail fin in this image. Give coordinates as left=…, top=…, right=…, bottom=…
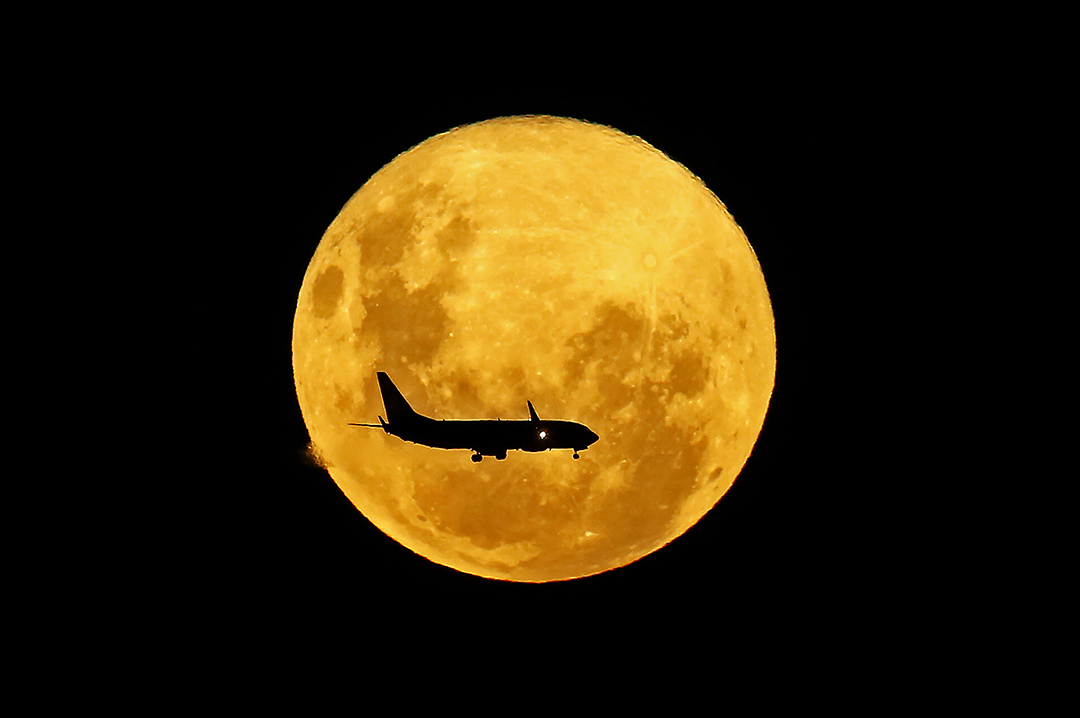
left=377, top=372, right=420, bottom=425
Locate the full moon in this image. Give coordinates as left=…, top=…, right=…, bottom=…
left=293, top=116, right=775, bottom=581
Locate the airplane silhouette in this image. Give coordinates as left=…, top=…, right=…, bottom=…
left=350, top=372, right=599, bottom=463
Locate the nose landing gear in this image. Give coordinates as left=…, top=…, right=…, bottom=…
left=471, top=452, right=483, bottom=463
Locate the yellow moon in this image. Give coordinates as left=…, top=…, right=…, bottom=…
left=293, top=116, right=774, bottom=582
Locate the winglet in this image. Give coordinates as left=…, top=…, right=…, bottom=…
left=527, top=401, right=540, bottom=423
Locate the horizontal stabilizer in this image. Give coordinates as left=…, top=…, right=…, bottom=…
left=348, top=415, right=389, bottom=433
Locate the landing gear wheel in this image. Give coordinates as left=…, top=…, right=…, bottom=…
left=496, top=450, right=507, bottom=461
left=471, top=453, right=483, bottom=463
left=573, top=452, right=580, bottom=459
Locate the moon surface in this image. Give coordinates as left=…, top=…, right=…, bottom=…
left=293, top=116, right=775, bottom=582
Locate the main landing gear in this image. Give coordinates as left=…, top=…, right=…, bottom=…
left=473, top=450, right=580, bottom=461
left=471, top=450, right=507, bottom=462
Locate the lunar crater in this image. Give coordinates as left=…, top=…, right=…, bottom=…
left=311, top=266, right=344, bottom=319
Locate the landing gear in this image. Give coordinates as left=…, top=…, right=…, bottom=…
left=573, top=451, right=580, bottom=459
left=495, top=450, right=507, bottom=461
left=471, top=452, right=483, bottom=463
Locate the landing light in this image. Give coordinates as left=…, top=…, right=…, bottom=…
left=539, top=430, right=547, bottom=439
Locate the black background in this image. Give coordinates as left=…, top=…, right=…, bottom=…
left=18, top=12, right=1020, bottom=695
left=161, top=68, right=914, bottom=653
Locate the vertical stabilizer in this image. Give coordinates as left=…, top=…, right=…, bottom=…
left=377, top=372, right=420, bottom=425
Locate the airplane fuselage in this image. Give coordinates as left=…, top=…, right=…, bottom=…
left=392, top=415, right=594, bottom=456
left=351, top=372, right=599, bottom=462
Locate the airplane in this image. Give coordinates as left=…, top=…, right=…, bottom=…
left=350, top=372, right=599, bottom=463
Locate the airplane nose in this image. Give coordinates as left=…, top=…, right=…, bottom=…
left=587, top=429, right=599, bottom=445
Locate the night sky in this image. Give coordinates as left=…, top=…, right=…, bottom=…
left=166, top=71, right=909, bottom=651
